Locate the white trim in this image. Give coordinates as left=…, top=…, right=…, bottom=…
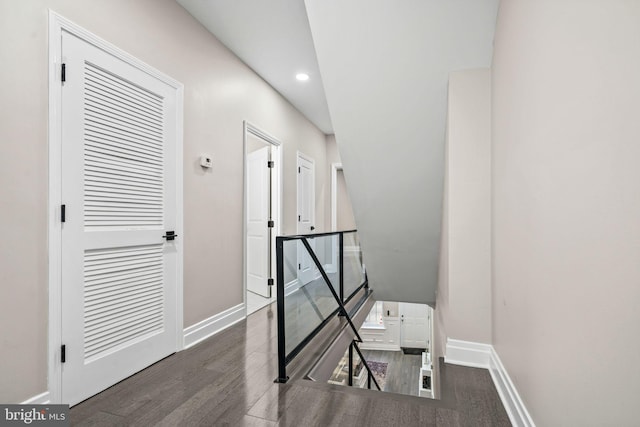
left=22, top=392, right=51, bottom=405
left=284, top=279, right=301, bottom=297
left=444, top=339, right=535, bottom=427
left=243, top=121, right=282, bottom=305
left=48, top=10, right=184, bottom=404
left=445, top=338, right=492, bottom=369
left=330, top=163, right=342, bottom=231
left=183, top=303, right=246, bottom=349
left=323, top=263, right=336, bottom=274
left=359, top=343, right=401, bottom=351
left=47, top=9, right=64, bottom=406
left=489, top=347, right=536, bottom=427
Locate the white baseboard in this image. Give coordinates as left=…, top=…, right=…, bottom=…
left=22, top=391, right=51, bottom=404
left=284, top=279, right=300, bottom=297
left=359, top=343, right=401, bottom=351
left=444, top=338, right=535, bottom=427
left=489, top=347, right=535, bottom=427
left=445, top=338, right=492, bottom=369
left=183, top=303, right=245, bottom=349
left=324, top=263, right=337, bottom=274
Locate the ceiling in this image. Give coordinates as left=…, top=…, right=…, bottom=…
left=176, top=0, right=333, bottom=134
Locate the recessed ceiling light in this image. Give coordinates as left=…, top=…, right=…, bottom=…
left=296, top=73, right=310, bottom=81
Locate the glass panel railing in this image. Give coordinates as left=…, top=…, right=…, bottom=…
left=275, top=230, right=368, bottom=383
left=283, top=237, right=340, bottom=355
left=343, top=231, right=365, bottom=301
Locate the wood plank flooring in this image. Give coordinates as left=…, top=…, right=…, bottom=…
left=70, top=302, right=511, bottom=426
left=361, top=349, right=423, bottom=396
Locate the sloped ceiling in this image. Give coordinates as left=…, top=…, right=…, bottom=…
left=177, top=0, right=333, bottom=133
left=305, top=0, right=499, bottom=304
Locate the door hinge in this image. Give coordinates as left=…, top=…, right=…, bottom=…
left=298, top=263, right=301, bottom=270
left=61, top=345, right=66, bottom=363
left=267, top=278, right=274, bottom=287
left=298, top=167, right=301, bottom=173
left=268, top=220, right=274, bottom=228
left=267, top=160, right=274, bottom=168
left=61, top=63, right=66, bottom=82
left=61, top=204, right=66, bottom=223
left=298, top=215, right=301, bottom=221
left=162, top=231, right=177, bottom=241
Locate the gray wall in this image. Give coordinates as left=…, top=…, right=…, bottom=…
left=0, top=0, right=329, bottom=403
left=436, top=69, right=492, bottom=347
left=336, top=170, right=356, bottom=231
left=492, top=1, right=640, bottom=424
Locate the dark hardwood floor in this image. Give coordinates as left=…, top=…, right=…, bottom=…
left=361, top=349, right=423, bottom=396
left=70, top=302, right=511, bottom=426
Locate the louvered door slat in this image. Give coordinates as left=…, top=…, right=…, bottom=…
left=85, top=99, right=163, bottom=135
left=85, top=278, right=162, bottom=304
left=84, top=85, right=163, bottom=125
left=85, top=130, right=163, bottom=156
left=83, top=61, right=164, bottom=230
left=83, top=245, right=164, bottom=360
left=86, top=189, right=161, bottom=203
left=85, top=152, right=163, bottom=176
left=84, top=269, right=163, bottom=291
left=85, top=65, right=163, bottom=111
left=85, top=114, right=163, bottom=146
left=85, top=295, right=162, bottom=326
left=85, top=136, right=162, bottom=165
left=84, top=71, right=163, bottom=114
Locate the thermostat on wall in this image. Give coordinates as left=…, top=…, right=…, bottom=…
left=200, top=155, right=213, bottom=168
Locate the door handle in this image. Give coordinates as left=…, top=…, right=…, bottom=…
left=310, top=226, right=315, bottom=231
left=163, top=231, right=178, bottom=241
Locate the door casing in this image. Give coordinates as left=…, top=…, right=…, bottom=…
left=243, top=122, right=282, bottom=311
left=48, top=11, right=184, bottom=404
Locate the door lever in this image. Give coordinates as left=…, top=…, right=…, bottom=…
left=163, top=231, right=178, bottom=241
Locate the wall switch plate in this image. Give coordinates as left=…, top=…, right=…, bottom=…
left=200, top=155, right=213, bottom=168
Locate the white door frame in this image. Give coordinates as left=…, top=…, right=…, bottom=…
left=243, top=121, right=283, bottom=311
left=48, top=11, right=184, bottom=404
left=330, top=162, right=342, bottom=232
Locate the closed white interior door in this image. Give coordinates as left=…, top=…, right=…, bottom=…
left=400, top=303, right=429, bottom=348
left=60, top=31, right=180, bottom=405
left=297, top=153, right=316, bottom=284
left=247, top=146, right=271, bottom=298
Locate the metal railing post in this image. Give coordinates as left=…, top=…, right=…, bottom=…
left=348, top=342, right=353, bottom=387
left=275, top=237, right=288, bottom=383
left=352, top=341, right=382, bottom=391
left=339, top=232, right=344, bottom=303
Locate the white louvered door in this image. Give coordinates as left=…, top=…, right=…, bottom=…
left=60, top=31, right=179, bottom=406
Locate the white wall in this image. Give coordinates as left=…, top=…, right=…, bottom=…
left=492, top=1, right=640, bottom=425
left=0, top=0, right=328, bottom=403
left=437, top=69, right=492, bottom=345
